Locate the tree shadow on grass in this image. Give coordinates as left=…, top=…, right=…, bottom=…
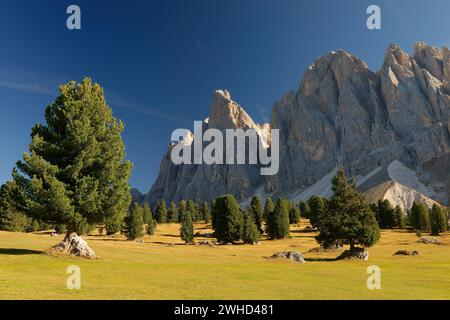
left=0, top=248, right=43, bottom=255
left=304, top=257, right=338, bottom=262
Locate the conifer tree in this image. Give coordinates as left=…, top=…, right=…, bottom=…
left=375, top=199, right=396, bottom=228
left=124, top=203, right=144, bottom=240
left=288, top=204, right=301, bottom=224
left=308, top=196, right=327, bottom=229
left=201, top=201, right=211, bottom=223
left=430, top=204, right=447, bottom=235
left=394, top=205, right=405, bottom=228
left=299, top=201, right=311, bottom=219
left=168, top=202, right=178, bottom=223
left=142, top=202, right=153, bottom=225
left=154, top=200, right=168, bottom=223
left=178, top=200, right=187, bottom=224
left=250, top=195, right=264, bottom=233
left=316, top=169, right=380, bottom=250
left=187, top=200, right=198, bottom=222
left=263, top=198, right=275, bottom=222
left=266, top=198, right=290, bottom=239
left=417, top=204, right=431, bottom=232
left=409, top=202, right=422, bottom=229
left=11, top=79, right=132, bottom=256
left=179, top=205, right=194, bottom=243
left=213, top=194, right=243, bottom=243
left=242, top=213, right=261, bottom=244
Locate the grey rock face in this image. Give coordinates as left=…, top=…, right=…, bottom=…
left=146, top=42, right=450, bottom=206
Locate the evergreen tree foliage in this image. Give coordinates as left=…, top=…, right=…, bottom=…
left=266, top=198, right=290, bottom=239
left=288, top=204, right=301, bottom=224
left=316, top=169, right=380, bottom=249
left=12, top=78, right=132, bottom=235
left=430, top=204, right=447, bottom=235
left=394, top=205, right=405, bottom=228
left=142, top=202, right=153, bottom=225
left=201, top=201, right=211, bottom=223
left=212, top=194, right=243, bottom=243
left=242, top=212, right=261, bottom=244
left=409, top=202, right=422, bottom=229
left=178, top=200, right=187, bottom=224
left=375, top=199, right=396, bottom=229
left=124, top=203, right=144, bottom=240
left=187, top=200, right=198, bottom=222
left=179, top=206, right=194, bottom=243
left=263, top=198, right=275, bottom=222
left=308, top=196, right=327, bottom=229
left=0, top=180, right=31, bottom=232
left=250, top=195, right=264, bottom=233
left=105, top=215, right=123, bottom=236
left=168, top=202, right=178, bottom=223
left=154, top=200, right=168, bottom=224
left=299, top=201, right=311, bottom=219
left=416, top=203, right=431, bottom=232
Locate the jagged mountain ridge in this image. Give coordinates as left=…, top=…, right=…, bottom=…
left=144, top=42, right=450, bottom=209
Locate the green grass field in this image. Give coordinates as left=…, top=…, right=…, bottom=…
left=1, top=221, right=449, bottom=300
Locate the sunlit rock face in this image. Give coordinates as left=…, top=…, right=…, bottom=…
left=146, top=42, right=450, bottom=207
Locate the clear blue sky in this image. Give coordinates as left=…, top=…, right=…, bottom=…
left=1, top=0, right=450, bottom=193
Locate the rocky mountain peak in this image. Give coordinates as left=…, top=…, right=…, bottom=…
left=208, top=89, right=258, bottom=131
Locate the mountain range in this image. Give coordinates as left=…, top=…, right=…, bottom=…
left=136, top=42, right=450, bottom=212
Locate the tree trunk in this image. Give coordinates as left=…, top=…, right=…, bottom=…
left=51, top=232, right=96, bottom=259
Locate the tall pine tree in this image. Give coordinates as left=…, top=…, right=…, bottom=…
left=124, top=203, right=144, bottom=240
left=250, top=195, right=264, bottom=233
left=13, top=79, right=132, bottom=256
left=266, top=198, right=290, bottom=239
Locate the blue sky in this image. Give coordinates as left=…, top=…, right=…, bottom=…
left=1, top=0, right=450, bottom=193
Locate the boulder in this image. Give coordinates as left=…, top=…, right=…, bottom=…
left=271, top=251, right=305, bottom=263
left=419, top=237, right=441, bottom=244
left=336, top=248, right=369, bottom=261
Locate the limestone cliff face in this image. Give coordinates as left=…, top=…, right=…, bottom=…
left=146, top=42, right=450, bottom=207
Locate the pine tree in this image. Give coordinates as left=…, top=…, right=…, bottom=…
left=409, top=202, right=422, bottom=229
left=143, top=202, right=156, bottom=235
left=430, top=204, right=447, bottom=236
left=147, top=215, right=157, bottom=236
left=124, top=203, right=144, bottom=240
left=266, top=198, right=290, bottom=239
left=168, top=202, right=178, bottom=223
left=250, top=196, right=264, bottom=233
left=375, top=199, right=396, bottom=229
left=394, top=205, right=405, bottom=228
left=316, top=169, right=380, bottom=250
left=178, top=200, right=187, bottom=224
left=299, top=201, right=311, bottom=219
left=201, top=201, right=211, bottom=223
left=288, top=204, right=301, bottom=224
left=0, top=180, right=30, bottom=232
left=11, top=79, right=132, bottom=256
left=154, top=200, right=168, bottom=223
left=213, top=195, right=243, bottom=243
left=142, top=202, right=153, bottom=225
left=263, top=198, right=275, bottom=222
left=242, top=213, right=261, bottom=244
left=417, top=204, right=430, bottom=232
left=105, top=215, right=123, bottom=236
left=308, top=196, right=327, bottom=229
left=187, top=200, right=198, bottom=222
left=179, top=205, right=194, bottom=243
